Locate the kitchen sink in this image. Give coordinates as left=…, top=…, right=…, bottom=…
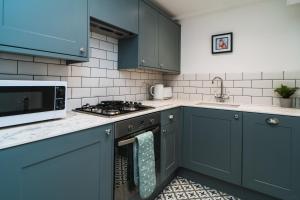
left=196, top=102, right=240, bottom=108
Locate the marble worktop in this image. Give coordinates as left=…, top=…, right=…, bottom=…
left=1, top=99, right=300, bottom=150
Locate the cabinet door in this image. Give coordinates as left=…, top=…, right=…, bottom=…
left=158, top=15, right=180, bottom=72
left=139, top=1, right=159, bottom=68
left=90, top=0, right=138, bottom=34
left=0, top=124, right=114, bottom=200
left=161, top=124, right=178, bottom=181
left=0, top=0, right=88, bottom=59
left=182, top=107, right=242, bottom=185
left=243, top=113, right=300, bottom=200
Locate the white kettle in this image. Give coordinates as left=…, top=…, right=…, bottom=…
left=150, top=84, right=164, bottom=100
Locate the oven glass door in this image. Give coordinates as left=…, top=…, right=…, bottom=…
left=114, top=126, right=161, bottom=200
left=0, top=86, right=55, bottom=117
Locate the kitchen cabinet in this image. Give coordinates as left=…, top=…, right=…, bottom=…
left=89, top=0, right=138, bottom=34
left=182, top=107, right=242, bottom=185
left=158, top=14, right=181, bottom=72
left=243, top=112, right=300, bottom=200
left=0, top=0, right=89, bottom=62
left=119, top=0, right=181, bottom=73
left=0, top=124, right=114, bottom=200
left=160, top=108, right=182, bottom=183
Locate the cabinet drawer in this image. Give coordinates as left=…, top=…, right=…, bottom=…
left=161, top=108, right=180, bottom=126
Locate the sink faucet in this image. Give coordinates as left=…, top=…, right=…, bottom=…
left=212, top=76, right=229, bottom=102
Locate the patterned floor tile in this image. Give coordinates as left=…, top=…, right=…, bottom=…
left=154, top=176, right=242, bottom=200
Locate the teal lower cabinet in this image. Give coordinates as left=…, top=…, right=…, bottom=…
left=182, top=107, right=242, bottom=185
left=160, top=108, right=182, bottom=183
left=243, top=112, right=300, bottom=200
left=0, top=124, right=114, bottom=200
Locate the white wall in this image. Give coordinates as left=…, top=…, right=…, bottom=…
left=180, top=0, right=300, bottom=73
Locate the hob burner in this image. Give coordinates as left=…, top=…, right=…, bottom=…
left=74, top=101, right=153, bottom=117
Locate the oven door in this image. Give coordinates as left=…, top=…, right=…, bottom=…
left=0, top=86, right=56, bottom=117
left=114, top=126, right=161, bottom=200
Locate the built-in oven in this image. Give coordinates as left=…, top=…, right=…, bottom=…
left=114, top=112, right=161, bottom=200
left=0, top=80, right=67, bottom=128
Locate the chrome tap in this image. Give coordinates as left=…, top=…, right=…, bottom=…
left=212, top=76, right=229, bottom=102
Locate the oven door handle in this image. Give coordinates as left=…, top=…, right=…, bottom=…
left=117, top=126, right=160, bottom=147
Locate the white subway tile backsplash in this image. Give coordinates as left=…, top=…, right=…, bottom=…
left=262, top=89, right=275, bottom=97
left=100, top=41, right=114, bottom=51
left=196, top=88, right=210, bottom=94
left=243, top=72, right=261, bottom=80
left=174, top=87, right=184, bottom=93
left=190, top=94, right=203, bottom=100
left=177, top=81, right=189, bottom=87
left=48, top=64, right=69, bottom=76
left=262, top=72, right=283, bottom=80
left=251, top=80, right=272, bottom=88
left=91, top=88, right=107, bottom=97
left=107, top=52, right=118, bottom=61
left=91, top=68, right=106, bottom=78
left=273, top=80, right=296, bottom=88
left=67, top=99, right=82, bottom=111
left=183, top=74, right=196, bottom=80
left=284, top=71, right=300, bottom=80
left=120, top=87, right=131, bottom=95
left=184, top=87, right=197, bottom=94
left=107, top=87, right=119, bottom=96
left=196, top=73, right=210, bottom=80
left=243, top=88, right=262, bottom=96
left=71, top=66, right=90, bottom=77
left=0, top=59, right=17, bottom=74
left=234, top=80, right=251, bottom=88
left=85, top=58, right=100, bottom=68
left=62, top=77, right=82, bottom=87
left=99, top=78, right=114, bottom=87
left=190, top=81, right=203, bottom=87
left=234, top=96, right=251, bottom=104
left=82, top=97, right=98, bottom=105
left=82, top=77, right=99, bottom=88
left=90, top=38, right=100, bottom=48
left=223, top=81, right=234, bottom=88
left=18, top=61, right=47, bottom=75
left=91, top=48, right=106, bottom=59
left=72, top=88, right=90, bottom=98
left=252, top=97, right=273, bottom=106
left=107, top=36, right=118, bottom=44
left=226, top=73, right=242, bottom=80
left=209, top=73, right=225, bottom=80
left=226, top=88, right=243, bottom=96
left=114, top=79, right=126, bottom=87
left=100, top=59, right=114, bottom=69
left=131, top=72, right=141, bottom=79
left=107, top=69, right=119, bottom=79
left=34, top=76, right=60, bottom=81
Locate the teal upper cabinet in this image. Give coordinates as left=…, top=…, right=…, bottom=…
left=0, top=124, right=114, bottom=200
left=243, top=113, right=300, bottom=200
left=89, top=0, right=138, bottom=34
left=158, top=14, right=180, bottom=72
left=139, top=1, right=159, bottom=68
left=119, top=0, right=181, bottom=73
left=0, top=0, right=89, bottom=62
left=182, top=107, right=242, bottom=185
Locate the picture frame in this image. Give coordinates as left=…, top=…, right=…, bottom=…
left=212, top=32, right=233, bottom=54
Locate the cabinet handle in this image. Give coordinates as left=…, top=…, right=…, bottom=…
left=169, top=114, right=174, bottom=120
left=141, top=59, right=145, bottom=64
left=105, top=129, right=112, bottom=136
left=80, top=47, right=86, bottom=53
left=234, top=114, right=239, bottom=120
left=266, top=118, right=280, bottom=126
left=162, top=129, right=167, bottom=134
left=160, top=64, right=164, bottom=67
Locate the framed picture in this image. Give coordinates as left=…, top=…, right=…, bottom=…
left=212, top=32, right=233, bottom=54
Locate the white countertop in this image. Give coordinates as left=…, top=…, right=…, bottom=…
left=1, top=99, right=300, bottom=150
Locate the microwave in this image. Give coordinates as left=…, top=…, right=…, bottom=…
left=0, top=80, right=67, bottom=128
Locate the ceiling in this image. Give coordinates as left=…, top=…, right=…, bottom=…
left=151, top=0, right=268, bottom=20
